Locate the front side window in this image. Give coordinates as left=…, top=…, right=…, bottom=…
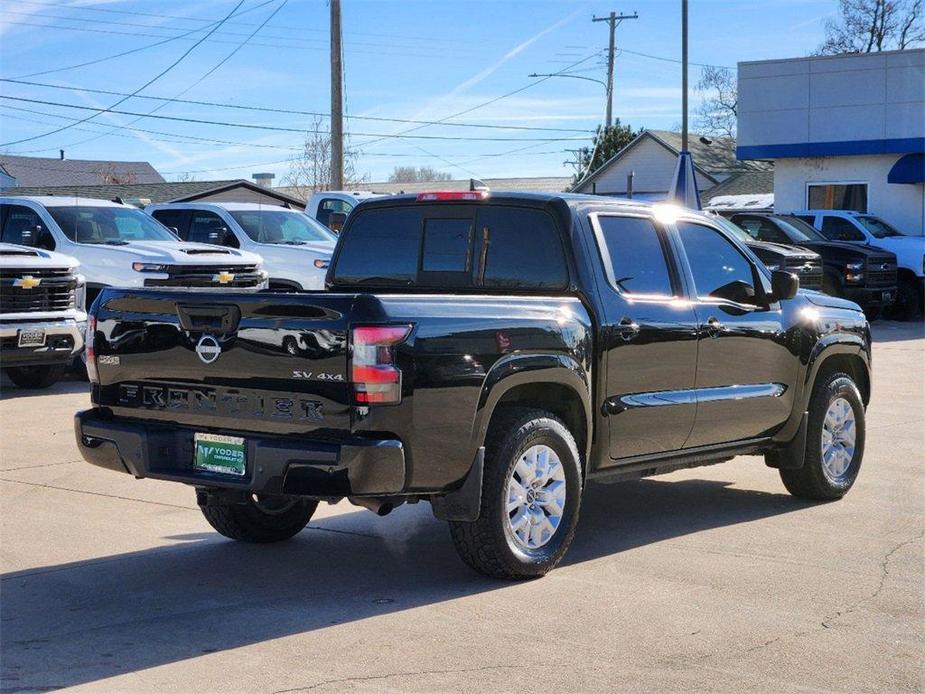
left=317, top=198, right=354, bottom=227
left=807, top=183, right=868, bottom=213
left=230, top=210, right=336, bottom=244
left=0, top=204, right=45, bottom=246
left=855, top=215, right=903, bottom=239
left=596, top=215, right=674, bottom=296
left=820, top=216, right=866, bottom=242
left=677, top=221, right=759, bottom=305
left=188, top=211, right=232, bottom=245
left=151, top=209, right=189, bottom=237
left=46, top=206, right=177, bottom=244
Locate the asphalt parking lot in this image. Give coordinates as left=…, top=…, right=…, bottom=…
left=1, top=320, right=922, bottom=693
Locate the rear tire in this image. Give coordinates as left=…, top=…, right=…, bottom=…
left=780, top=372, right=865, bottom=500
left=200, top=494, right=317, bottom=543
left=449, top=408, right=582, bottom=580
left=4, top=364, right=67, bottom=389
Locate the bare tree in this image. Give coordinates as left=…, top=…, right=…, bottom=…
left=818, top=0, right=925, bottom=54
left=96, top=163, right=137, bottom=185
left=387, top=166, right=452, bottom=183
left=172, top=172, right=197, bottom=183
left=284, top=117, right=367, bottom=197
left=695, top=66, right=737, bottom=139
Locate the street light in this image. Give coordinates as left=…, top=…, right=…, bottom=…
left=527, top=72, right=608, bottom=90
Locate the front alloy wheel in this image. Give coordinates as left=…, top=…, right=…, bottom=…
left=505, top=444, right=567, bottom=550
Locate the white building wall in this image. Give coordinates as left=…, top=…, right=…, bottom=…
left=575, top=136, right=713, bottom=196
left=774, top=155, right=925, bottom=235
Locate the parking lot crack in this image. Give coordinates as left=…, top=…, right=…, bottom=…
left=0, top=477, right=195, bottom=511
left=271, top=664, right=539, bottom=692
left=820, top=528, right=925, bottom=629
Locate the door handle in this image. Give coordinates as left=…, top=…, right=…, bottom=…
left=705, top=316, right=723, bottom=338
left=616, top=317, right=640, bottom=342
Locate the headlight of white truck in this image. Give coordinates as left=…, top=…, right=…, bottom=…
left=132, top=263, right=168, bottom=272
left=75, top=274, right=87, bottom=310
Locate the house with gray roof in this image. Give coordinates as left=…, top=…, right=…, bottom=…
left=571, top=129, right=771, bottom=200
left=0, top=154, right=164, bottom=189
left=3, top=178, right=305, bottom=208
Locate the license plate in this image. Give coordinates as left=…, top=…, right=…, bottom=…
left=17, top=328, right=45, bottom=348
left=194, top=433, right=246, bottom=476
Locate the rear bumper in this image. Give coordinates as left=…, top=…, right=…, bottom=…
left=0, top=317, right=85, bottom=366
left=844, top=285, right=897, bottom=307
left=74, top=408, right=406, bottom=497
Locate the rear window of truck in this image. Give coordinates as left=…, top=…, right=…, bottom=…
left=331, top=205, right=568, bottom=290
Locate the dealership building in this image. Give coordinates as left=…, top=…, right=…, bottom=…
left=737, top=48, right=924, bottom=235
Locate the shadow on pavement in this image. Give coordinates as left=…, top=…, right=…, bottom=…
left=0, top=475, right=813, bottom=691
left=0, top=379, right=89, bottom=400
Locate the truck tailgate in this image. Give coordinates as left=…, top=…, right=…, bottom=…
left=93, top=290, right=363, bottom=436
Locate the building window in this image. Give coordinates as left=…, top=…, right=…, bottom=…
left=807, top=183, right=868, bottom=213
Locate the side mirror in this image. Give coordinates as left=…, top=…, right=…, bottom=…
left=31, top=224, right=55, bottom=250
left=213, top=226, right=238, bottom=248
left=770, top=269, right=799, bottom=302
left=328, top=212, right=347, bottom=234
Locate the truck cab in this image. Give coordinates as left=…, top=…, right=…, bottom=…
left=305, top=191, right=386, bottom=231
left=0, top=196, right=267, bottom=306
left=1, top=242, right=86, bottom=388
left=146, top=202, right=336, bottom=291
left=789, top=209, right=922, bottom=318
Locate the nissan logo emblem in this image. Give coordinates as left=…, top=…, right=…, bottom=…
left=881, top=263, right=888, bottom=271
left=195, top=335, right=222, bottom=364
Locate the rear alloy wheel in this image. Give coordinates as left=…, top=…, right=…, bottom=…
left=200, top=493, right=317, bottom=543
left=449, top=408, right=582, bottom=580
left=4, top=364, right=67, bottom=389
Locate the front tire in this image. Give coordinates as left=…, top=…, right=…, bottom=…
left=885, top=276, right=923, bottom=321
left=449, top=408, right=582, bottom=580
left=200, top=494, right=317, bottom=543
left=780, top=372, right=865, bottom=500
left=4, top=364, right=67, bottom=389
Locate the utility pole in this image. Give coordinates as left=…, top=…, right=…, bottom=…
left=330, top=0, right=344, bottom=190
left=681, top=0, right=688, bottom=152
left=592, top=10, right=638, bottom=129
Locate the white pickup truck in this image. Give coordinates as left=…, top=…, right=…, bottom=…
left=145, top=202, right=336, bottom=291
left=0, top=242, right=86, bottom=388
left=0, top=196, right=267, bottom=307
left=304, top=191, right=385, bottom=231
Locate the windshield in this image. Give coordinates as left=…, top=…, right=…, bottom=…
left=856, top=215, right=903, bottom=239
left=774, top=215, right=828, bottom=242
left=47, top=205, right=178, bottom=244
left=230, top=210, right=336, bottom=245
left=710, top=215, right=755, bottom=243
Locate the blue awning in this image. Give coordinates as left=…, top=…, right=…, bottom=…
left=888, top=153, right=925, bottom=184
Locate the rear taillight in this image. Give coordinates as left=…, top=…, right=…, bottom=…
left=352, top=325, right=411, bottom=405
left=85, top=314, right=98, bottom=384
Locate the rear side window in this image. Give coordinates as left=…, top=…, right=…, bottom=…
left=332, top=205, right=567, bottom=290
left=596, top=216, right=674, bottom=296
left=0, top=204, right=43, bottom=246
left=151, top=209, right=189, bottom=237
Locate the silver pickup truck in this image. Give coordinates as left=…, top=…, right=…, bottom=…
left=1, top=242, right=87, bottom=388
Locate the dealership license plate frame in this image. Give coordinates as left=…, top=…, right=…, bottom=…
left=17, top=328, right=46, bottom=348
left=193, top=432, right=246, bottom=476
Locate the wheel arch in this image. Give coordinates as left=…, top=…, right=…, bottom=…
left=472, top=353, right=592, bottom=469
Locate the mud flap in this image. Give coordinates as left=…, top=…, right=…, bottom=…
left=431, top=447, right=484, bottom=521
left=765, top=411, right=808, bottom=470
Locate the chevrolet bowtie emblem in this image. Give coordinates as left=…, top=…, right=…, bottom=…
left=213, top=271, right=235, bottom=285
left=13, top=275, right=41, bottom=289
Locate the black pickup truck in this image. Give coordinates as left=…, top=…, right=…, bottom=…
left=76, top=193, right=872, bottom=579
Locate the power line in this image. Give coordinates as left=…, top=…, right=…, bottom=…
left=0, top=18, right=473, bottom=62
left=59, top=0, right=290, bottom=152
left=619, top=48, right=733, bottom=70
left=0, top=1, right=248, bottom=148
left=0, top=104, right=569, bottom=160
left=3, top=1, right=277, bottom=79
left=11, top=0, right=477, bottom=45
left=0, top=96, right=590, bottom=143
left=0, top=79, right=596, bottom=134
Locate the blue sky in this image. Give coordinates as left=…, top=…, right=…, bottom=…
left=0, top=0, right=835, bottom=183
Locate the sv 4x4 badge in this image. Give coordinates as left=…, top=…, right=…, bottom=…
left=292, top=370, right=344, bottom=381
